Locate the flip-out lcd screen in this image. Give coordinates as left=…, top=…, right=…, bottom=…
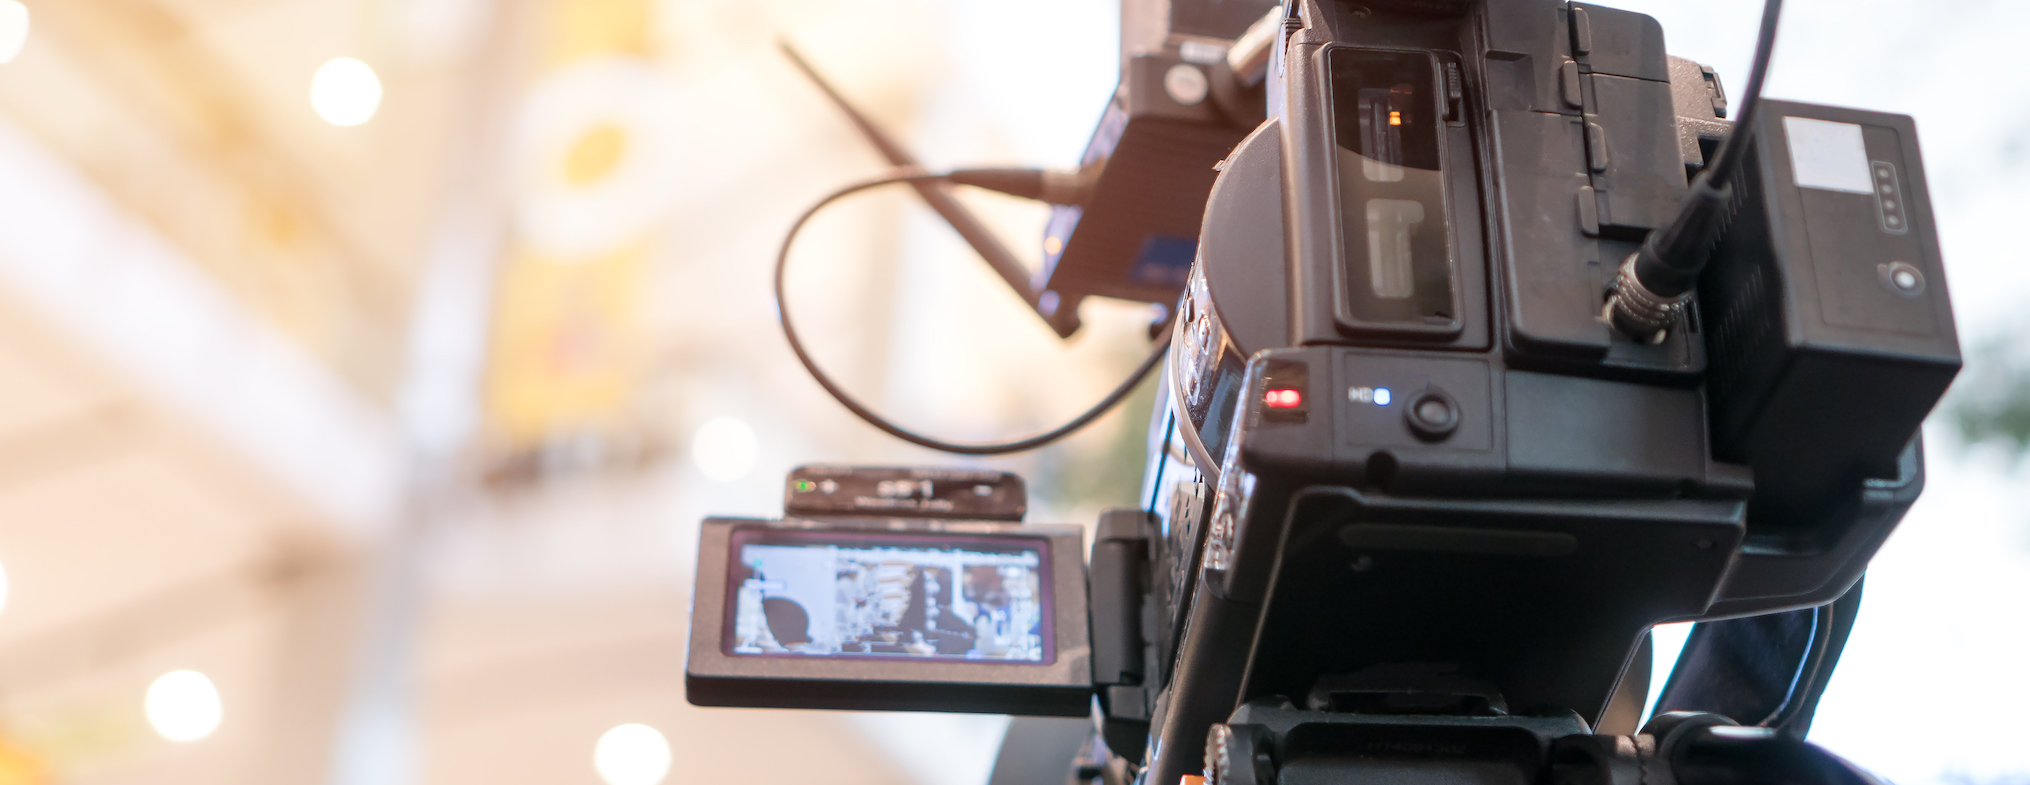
left=725, top=529, right=1054, bottom=664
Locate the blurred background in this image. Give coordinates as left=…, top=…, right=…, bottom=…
left=0, top=0, right=2021, bottom=783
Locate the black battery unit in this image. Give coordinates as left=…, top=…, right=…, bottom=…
left=1700, top=101, right=1961, bottom=528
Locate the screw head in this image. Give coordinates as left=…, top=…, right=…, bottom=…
left=1165, top=64, right=1209, bottom=106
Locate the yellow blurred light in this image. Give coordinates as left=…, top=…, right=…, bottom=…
left=0, top=559, right=9, bottom=616
left=0, top=1, right=27, bottom=65
left=145, top=671, right=222, bottom=743
left=1389, top=110, right=1401, bottom=126
left=509, top=57, right=679, bottom=259
left=0, top=733, right=47, bottom=785
left=311, top=57, right=384, bottom=127
left=549, top=0, right=652, bottom=67
left=483, top=243, right=650, bottom=443
left=594, top=724, right=670, bottom=785
left=564, top=124, right=630, bottom=186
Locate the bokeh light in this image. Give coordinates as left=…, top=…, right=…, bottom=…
left=310, top=57, right=384, bottom=127
left=691, top=417, right=758, bottom=482
left=0, top=558, right=10, bottom=615
left=594, top=723, right=671, bottom=785
left=146, top=670, right=223, bottom=742
left=0, top=0, right=26, bottom=65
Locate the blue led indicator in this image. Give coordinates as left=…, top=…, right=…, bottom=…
left=1374, top=388, right=1393, bottom=406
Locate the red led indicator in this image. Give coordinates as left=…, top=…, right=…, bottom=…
left=1265, top=389, right=1303, bottom=409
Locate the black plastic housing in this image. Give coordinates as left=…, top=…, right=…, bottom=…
left=1034, top=55, right=1252, bottom=325
left=1033, top=0, right=1280, bottom=326
left=1134, top=2, right=1958, bottom=784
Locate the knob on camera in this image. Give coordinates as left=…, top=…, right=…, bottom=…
left=1406, top=387, right=1460, bottom=442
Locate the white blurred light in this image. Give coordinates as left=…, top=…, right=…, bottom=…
left=146, top=670, right=222, bottom=742
left=0, top=558, right=9, bottom=615
left=0, top=1, right=27, bottom=65
left=691, top=416, right=758, bottom=482
left=594, top=723, right=671, bottom=785
left=311, top=57, right=384, bottom=127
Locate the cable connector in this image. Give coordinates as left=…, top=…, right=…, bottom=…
left=1604, top=253, right=1691, bottom=344
left=1226, top=5, right=1284, bottom=88
left=947, top=167, right=1094, bottom=206
left=1604, top=175, right=1730, bottom=342
left=1603, top=0, right=1781, bottom=343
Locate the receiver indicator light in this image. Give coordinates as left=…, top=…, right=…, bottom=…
left=1349, top=386, right=1393, bottom=405
left=1265, top=389, right=1304, bottom=409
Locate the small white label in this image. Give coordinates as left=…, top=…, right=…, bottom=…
left=1784, top=116, right=1873, bottom=194
left=1179, top=39, right=1228, bottom=65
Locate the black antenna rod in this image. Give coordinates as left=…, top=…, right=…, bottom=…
left=777, top=41, right=1080, bottom=337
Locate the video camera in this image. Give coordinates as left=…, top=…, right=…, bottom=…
left=688, top=2, right=1961, bottom=784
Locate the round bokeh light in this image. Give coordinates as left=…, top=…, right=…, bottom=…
left=691, top=416, right=758, bottom=482
left=146, top=670, right=222, bottom=742
left=594, top=723, right=671, bottom=785
left=0, top=1, right=28, bottom=65
left=311, top=57, right=384, bottom=127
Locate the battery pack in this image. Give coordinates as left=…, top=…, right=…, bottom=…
left=1700, top=100, right=1960, bottom=526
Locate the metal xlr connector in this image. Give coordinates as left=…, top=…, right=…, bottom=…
left=1605, top=254, right=1691, bottom=344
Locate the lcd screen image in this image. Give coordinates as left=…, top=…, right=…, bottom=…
left=724, top=531, right=1053, bottom=663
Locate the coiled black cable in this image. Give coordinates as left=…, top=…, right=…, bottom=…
left=774, top=168, right=1171, bottom=456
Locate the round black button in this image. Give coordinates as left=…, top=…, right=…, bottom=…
left=1406, top=388, right=1460, bottom=441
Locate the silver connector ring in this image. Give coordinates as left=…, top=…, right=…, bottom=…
left=1604, top=254, right=1692, bottom=344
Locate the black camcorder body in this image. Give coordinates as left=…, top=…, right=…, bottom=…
left=689, top=2, right=1962, bottom=784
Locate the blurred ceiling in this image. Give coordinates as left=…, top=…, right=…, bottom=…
left=0, top=0, right=992, bottom=781
left=0, top=0, right=1162, bottom=780
left=0, top=0, right=498, bottom=400
left=0, top=285, right=363, bottom=783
